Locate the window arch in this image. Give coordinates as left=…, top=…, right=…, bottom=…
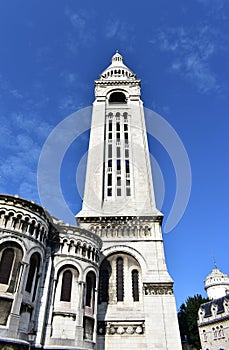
left=85, top=271, right=96, bottom=309
left=99, top=260, right=111, bottom=303
left=116, top=257, right=124, bottom=301
left=0, top=248, right=14, bottom=284
left=99, top=253, right=141, bottom=304
left=132, top=269, right=139, bottom=302
left=0, top=243, right=23, bottom=292
left=25, top=253, right=40, bottom=294
left=60, top=270, right=72, bottom=302
left=109, top=91, right=127, bottom=103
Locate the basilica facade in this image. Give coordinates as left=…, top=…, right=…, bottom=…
left=0, top=53, right=182, bottom=349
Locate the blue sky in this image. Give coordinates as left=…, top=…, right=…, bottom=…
left=0, top=0, right=229, bottom=308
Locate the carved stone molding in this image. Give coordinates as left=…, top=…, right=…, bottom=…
left=97, top=321, right=145, bottom=336
left=143, top=283, right=174, bottom=296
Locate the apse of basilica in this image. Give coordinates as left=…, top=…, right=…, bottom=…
left=0, top=53, right=182, bottom=350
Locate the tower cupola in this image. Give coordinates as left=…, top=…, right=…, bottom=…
left=204, top=267, right=229, bottom=300
left=98, top=51, right=137, bottom=81
left=112, top=50, right=124, bottom=63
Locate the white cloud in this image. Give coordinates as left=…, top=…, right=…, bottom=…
left=58, top=96, right=78, bottom=112
left=65, top=9, right=96, bottom=52
left=0, top=108, right=53, bottom=203
left=104, top=19, right=136, bottom=52
left=105, top=20, right=120, bottom=38
left=60, top=71, right=78, bottom=85
left=10, top=89, right=23, bottom=99
left=150, top=25, right=221, bottom=93
left=70, top=13, right=86, bottom=31
left=0, top=75, right=24, bottom=99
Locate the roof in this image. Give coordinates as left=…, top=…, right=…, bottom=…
left=200, top=295, right=229, bottom=318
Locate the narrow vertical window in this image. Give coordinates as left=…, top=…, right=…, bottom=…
left=60, top=270, right=72, bottom=302
left=25, top=253, right=40, bottom=293
left=108, top=144, right=112, bottom=158
left=117, top=176, right=121, bottom=186
left=132, top=270, right=139, bottom=301
left=0, top=248, right=14, bottom=285
left=99, top=267, right=109, bottom=303
left=83, top=317, right=94, bottom=340
left=107, top=188, right=112, bottom=196
left=116, top=258, right=124, bottom=301
left=125, top=160, right=130, bottom=173
left=117, top=175, right=121, bottom=196
left=86, top=272, right=96, bottom=308
left=220, top=325, right=225, bottom=338
left=108, top=120, right=112, bottom=131
left=117, top=160, right=121, bottom=171
left=126, top=178, right=131, bottom=196
left=123, top=112, right=128, bottom=121
left=108, top=174, right=112, bottom=186
left=126, top=188, right=131, bottom=196
left=117, top=147, right=121, bottom=158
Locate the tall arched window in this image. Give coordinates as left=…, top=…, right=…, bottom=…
left=116, top=257, right=124, bottom=301
left=25, top=253, right=40, bottom=293
left=132, top=269, right=139, bottom=302
left=99, top=269, right=109, bottom=303
left=99, top=259, right=111, bottom=303
left=60, top=270, right=72, bottom=302
left=86, top=271, right=96, bottom=309
left=0, top=248, right=14, bottom=284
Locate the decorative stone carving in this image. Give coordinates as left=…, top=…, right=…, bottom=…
left=117, top=326, right=125, bottom=334
left=144, top=283, right=174, bottom=295
left=129, top=85, right=140, bottom=94
left=97, top=321, right=144, bottom=335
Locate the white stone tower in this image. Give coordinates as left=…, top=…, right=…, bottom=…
left=205, top=267, right=229, bottom=300
left=77, top=52, right=182, bottom=349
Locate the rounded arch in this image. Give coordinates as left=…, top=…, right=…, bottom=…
left=85, top=270, right=96, bottom=309
left=25, top=252, right=41, bottom=297
left=54, top=258, right=83, bottom=280
left=0, top=238, right=26, bottom=258
left=82, top=265, right=99, bottom=282
left=100, top=245, right=148, bottom=274
left=109, top=91, right=126, bottom=103
left=107, top=89, right=129, bottom=102
left=56, top=263, right=79, bottom=277
left=26, top=246, right=44, bottom=261
left=0, top=248, right=14, bottom=284
left=54, top=263, right=80, bottom=306
left=98, top=249, right=143, bottom=304
left=0, top=240, right=24, bottom=293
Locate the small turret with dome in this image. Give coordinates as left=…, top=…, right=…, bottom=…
left=98, top=50, right=137, bottom=81
left=112, top=50, right=124, bottom=64
left=204, top=262, right=229, bottom=300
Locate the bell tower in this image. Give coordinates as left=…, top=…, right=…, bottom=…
left=77, top=52, right=182, bottom=349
